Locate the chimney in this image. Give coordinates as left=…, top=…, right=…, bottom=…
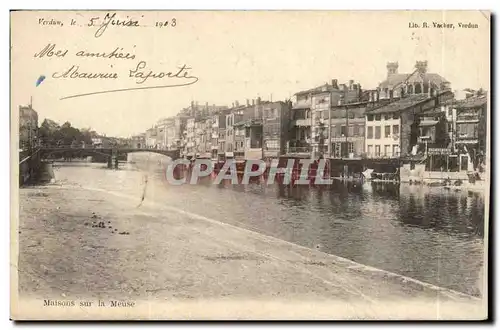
left=386, top=62, right=399, bottom=77
left=415, top=60, right=428, bottom=74
left=235, top=100, right=239, bottom=107
left=389, top=90, right=394, bottom=101
left=232, top=102, right=235, bottom=108
left=376, top=89, right=380, bottom=102
left=205, top=102, right=209, bottom=110
left=252, top=99, right=255, bottom=106
left=246, top=99, right=250, bottom=106
left=256, top=97, right=261, bottom=105
left=349, top=80, right=354, bottom=90
left=331, top=79, right=338, bottom=89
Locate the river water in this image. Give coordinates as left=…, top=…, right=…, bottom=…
left=51, top=153, right=486, bottom=297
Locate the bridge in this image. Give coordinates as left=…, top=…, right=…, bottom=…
left=37, top=146, right=181, bottom=168
left=39, top=146, right=180, bottom=159
left=19, top=146, right=181, bottom=185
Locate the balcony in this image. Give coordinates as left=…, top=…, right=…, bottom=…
left=417, top=135, right=433, bottom=143
left=290, top=118, right=311, bottom=127
left=365, top=152, right=400, bottom=159
left=456, top=133, right=478, bottom=144
left=314, top=117, right=325, bottom=125
left=287, top=146, right=312, bottom=154
left=456, top=115, right=480, bottom=123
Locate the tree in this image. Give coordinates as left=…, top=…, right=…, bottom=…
left=38, top=119, right=93, bottom=147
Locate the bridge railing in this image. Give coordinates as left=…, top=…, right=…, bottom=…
left=39, top=145, right=182, bottom=152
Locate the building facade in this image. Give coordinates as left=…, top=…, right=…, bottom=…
left=453, top=95, right=487, bottom=171
left=262, top=101, right=291, bottom=159
left=288, top=79, right=365, bottom=159
left=184, top=117, right=196, bottom=158
left=365, top=91, right=454, bottom=159
left=19, top=105, right=39, bottom=151
left=130, top=133, right=146, bottom=149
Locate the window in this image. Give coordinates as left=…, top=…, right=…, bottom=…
left=375, top=114, right=381, bottom=121
left=392, top=125, right=400, bottom=136
left=393, top=145, right=399, bottom=157
left=375, top=126, right=381, bottom=139
left=367, top=145, right=373, bottom=156
left=367, top=115, right=374, bottom=121
left=385, top=125, right=391, bottom=138
left=375, top=145, right=381, bottom=156
left=367, top=126, right=373, bottom=139
left=334, top=143, right=341, bottom=158
left=348, top=142, right=354, bottom=154
left=359, top=126, right=365, bottom=136
left=457, top=123, right=478, bottom=138
left=392, top=113, right=399, bottom=120
left=266, top=140, right=279, bottom=149
left=267, top=108, right=277, bottom=119
left=384, top=114, right=390, bottom=121
left=384, top=145, right=390, bottom=156
left=353, top=125, right=359, bottom=136
left=348, top=112, right=355, bottom=119
left=341, top=126, right=347, bottom=136
left=348, top=126, right=354, bottom=136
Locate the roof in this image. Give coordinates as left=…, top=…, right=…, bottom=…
left=419, top=120, right=438, bottom=127
left=379, top=72, right=449, bottom=89
left=292, top=103, right=311, bottom=110
left=234, top=119, right=263, bottom=127
left=454, top=96, right=487, bottom=109
left=420, top=107, right=446, bottom=116
left=366, top=94, right=431, bottom=115
left=294, top=84, right=339, bottom=96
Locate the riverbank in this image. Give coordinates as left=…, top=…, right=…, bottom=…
left=14, top=175, right=486, bottom=319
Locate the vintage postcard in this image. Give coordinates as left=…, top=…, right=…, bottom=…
left=10, top=10, right=490, bottom=320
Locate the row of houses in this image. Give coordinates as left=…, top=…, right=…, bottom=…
left=133, top=60, right=488, bottom=173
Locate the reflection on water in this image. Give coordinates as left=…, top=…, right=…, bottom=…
left=53, top=157, right=486, bottom=297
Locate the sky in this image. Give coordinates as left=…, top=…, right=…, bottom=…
left=11, top=10, right=490, bottom=137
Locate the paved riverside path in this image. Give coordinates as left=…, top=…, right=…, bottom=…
left=15, top=181, right=485, bottom=320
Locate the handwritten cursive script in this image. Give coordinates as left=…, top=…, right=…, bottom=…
left=89, top=13, right=140, bottom=38
left=33, top=42, right=199, bottom=100
left=52, top=61, right=199, bottom=100
left=129, top=61, right=197, bottom=84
